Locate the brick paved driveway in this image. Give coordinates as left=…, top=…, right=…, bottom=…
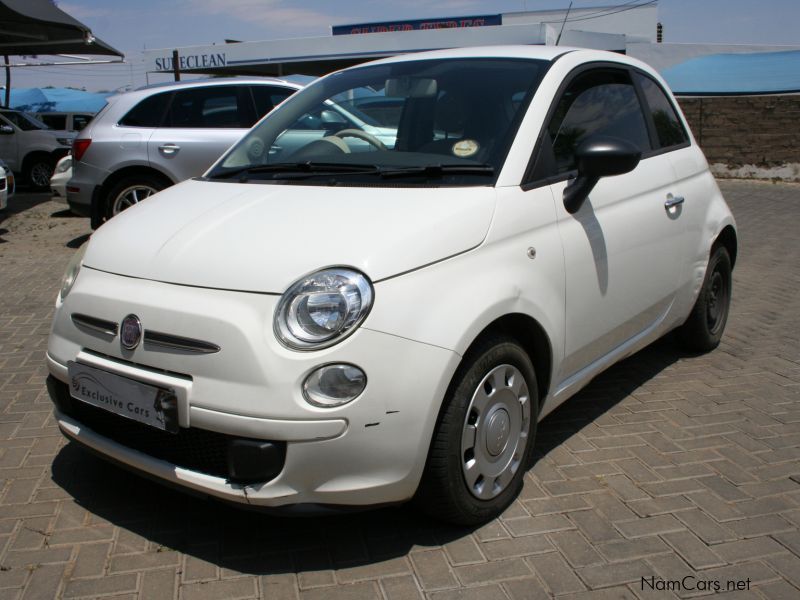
left=1, top=181, right=798, bottom=600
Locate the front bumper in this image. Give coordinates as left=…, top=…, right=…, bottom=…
left=48, top=266, right=460, bottom=507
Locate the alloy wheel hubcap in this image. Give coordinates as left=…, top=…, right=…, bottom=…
left=112, top=185, right=158, bottom=215
left=461, top=364, right=530, bottom=500
left=30, top=163, right=51, bottom=187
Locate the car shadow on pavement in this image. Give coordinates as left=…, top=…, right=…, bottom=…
left=532, top=334, right=685, bottom=459
left=66, top=233, right=90, bottom=248
left=0, top=191, right=57, bottom=242
left=0, top=190, right=52, bottom=220
left=50, top=335, right=687, bottom=575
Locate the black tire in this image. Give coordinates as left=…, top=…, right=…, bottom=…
left=414, top=336, right=539, bottom=525
left=24, top=154, right=54, bottom=189
left=678, top=245, right=732, bottom=352
left=105, top=174, right=170, bottom=220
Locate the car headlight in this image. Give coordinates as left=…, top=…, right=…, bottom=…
left=54, top=158, right=72, bottom=174
left=60, top=244, right=88, bottom=301
left=56, top=138, right=72, bottom=147
left=274, top=268, right=373, bottom=350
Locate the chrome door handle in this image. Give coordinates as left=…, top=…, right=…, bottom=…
left=158, top=144, right=180, bottom=156
left=665, top=194, right=685, bottom=210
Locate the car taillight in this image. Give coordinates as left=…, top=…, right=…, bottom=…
left=73, top=139, right=92, bottom=162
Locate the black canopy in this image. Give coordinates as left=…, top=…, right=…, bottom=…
left=0, top=0, right=122, bottom=57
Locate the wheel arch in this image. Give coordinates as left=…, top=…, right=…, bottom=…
left=21, top=150, right=53, bottom=172
left=713, top=224, right=738, bottom=268
left=100, top=165, right=174, bottom=198
left=461, top=313, right=553, bottom=410
left=92, top=165, right=174, bottom=226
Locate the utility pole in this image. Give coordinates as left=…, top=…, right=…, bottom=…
left=3, top=55, right=10, bottom=108
left=172, top=49, right=180, bottom=82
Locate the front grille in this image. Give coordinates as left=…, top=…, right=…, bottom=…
left=66, top=399, right=234, bottom=477
left=50, top=378, right=284, bottom=482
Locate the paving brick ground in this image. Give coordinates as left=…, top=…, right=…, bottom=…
left=1, top=181, right=798, bottom=599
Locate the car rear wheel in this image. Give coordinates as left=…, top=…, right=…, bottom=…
left=415, top=336, right=538, bottom=525
left=678, top=245, right=732, bottom=352
left=106, top=175, right=170, bottom=218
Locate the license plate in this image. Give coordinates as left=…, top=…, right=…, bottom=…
left=67, top=361, right=178, bottom=433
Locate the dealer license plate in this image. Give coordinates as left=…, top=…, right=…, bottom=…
left=67, top=361, right=178, bottom=433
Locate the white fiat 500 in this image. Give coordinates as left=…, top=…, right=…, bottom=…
left=47, top=46, right=736, bottom=524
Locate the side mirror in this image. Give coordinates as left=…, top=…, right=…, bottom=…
left=0, top=124, right=14, bottom=135
left=563, top=136, right=641, bottom=214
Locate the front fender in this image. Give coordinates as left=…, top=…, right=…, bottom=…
left=364, top=186, right=565, bottom=398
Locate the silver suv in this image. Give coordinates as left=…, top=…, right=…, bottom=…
left=0, top=109, right=74, bottom=188
left=67, top=78, right=301, bottom=228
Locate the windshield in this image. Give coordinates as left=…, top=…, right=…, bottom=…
left=0, top=110, right=50, bottom=131
left=208, top=58, right=548, bottom=186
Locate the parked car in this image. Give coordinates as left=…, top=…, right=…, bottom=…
left=66, top=77, right=302, bottom=228
left=47, top=47, right=737, bottom=525
left=50, top=155, right=72, bottom=202
left=0, top=109, right=74, bottom=188
left=0, top=158, right=14, bottom=209
left=35, top=112, right=95, bottom=132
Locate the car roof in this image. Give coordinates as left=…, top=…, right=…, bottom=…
left=360, top=45, right=646, bottom=69
left=115, top=76, right=301, bottom=99
left=367, top=45, right=573, bottom=66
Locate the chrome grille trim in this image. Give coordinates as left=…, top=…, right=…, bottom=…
left=143, top=331, right=220, bottom=354
left=71, top=313, right=118, bottom=337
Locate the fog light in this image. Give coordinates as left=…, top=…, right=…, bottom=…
left=303, top=364, right=366, bottom=408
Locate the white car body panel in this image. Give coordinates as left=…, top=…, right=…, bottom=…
left=46, top=46, right=737, bottom=509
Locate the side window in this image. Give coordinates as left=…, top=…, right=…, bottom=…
left=40, top=115, right=67, bottom=130
left=119, top=92, right=171, bottom=127
left=635, top=73, right=689, bottom=149
left=545, top=69, right=651, bottom=175
left=165, top=86, right=254, bottom=128
left=251, top=86, right=294, bottom=121
left=72, top=115, right=93, bottom=131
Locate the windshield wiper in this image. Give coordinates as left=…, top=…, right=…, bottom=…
left=210, top=162, right=382, bottom=181
left=378, top=164, right=495, bottom=178
left=210, top=161, right=495, bottom=182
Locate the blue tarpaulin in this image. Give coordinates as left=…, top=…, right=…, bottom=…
left=8, top=87, right=110, bottom=113
left=662, top=50, right=800, bottom=95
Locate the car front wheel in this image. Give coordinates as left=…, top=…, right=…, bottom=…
left=415, top=336, right=538, bottom=525
left=25, top=156, right=55, bottom=189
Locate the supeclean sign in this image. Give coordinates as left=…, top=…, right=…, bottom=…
left=154, top=52, right=227, bottom=72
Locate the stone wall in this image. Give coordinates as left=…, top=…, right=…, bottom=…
left=676, top=95, right=800, bottom=181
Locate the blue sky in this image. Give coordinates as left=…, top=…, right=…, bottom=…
left=7, top=0, right=800, bottom=92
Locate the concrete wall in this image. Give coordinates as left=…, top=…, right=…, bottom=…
left=677, top=95, right=800, bottom=181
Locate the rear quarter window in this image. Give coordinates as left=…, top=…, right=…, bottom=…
left=251, top=86, right=295, bottom=121
left=119, top=92, right=171, bottom=127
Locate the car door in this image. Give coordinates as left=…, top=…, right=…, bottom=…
left=530, top=66, right=686, bottom=381
left=634, top=72, right=705, bottom=299
left=147, top=85, right=256, bottom=182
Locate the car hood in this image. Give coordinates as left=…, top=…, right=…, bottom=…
left=84, top=178, right=496, bottom=293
